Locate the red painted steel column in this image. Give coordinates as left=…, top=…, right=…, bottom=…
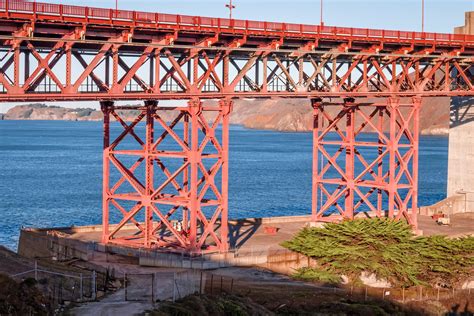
left=11, top=39, right=21, bottom=94
left=377, top=106, right=384, bottom=215
left=144, top=100, right=157, bottom=247
left=411, top=97, right=421, bottom=229
left=65, top=43, right=72, bottom=92
left=188, top=98, right=202, bottom=251
left=311, top=98, right=322, bottom=221
left=112, top=45, right=119, bottom=92
left=344, top=99, right=355, bottom=219
left=388, top=97, right=399, bottom=219
left=182, top=112, right=189, bottom=232
left=219, top=98, right=233, bottom=252
left=101, top=101, right=113, bottom=243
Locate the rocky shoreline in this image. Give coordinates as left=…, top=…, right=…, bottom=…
left=2, top=98, right=451, bottom=135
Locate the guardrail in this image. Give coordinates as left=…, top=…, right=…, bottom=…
left=0, top=0, right=472, bottom=47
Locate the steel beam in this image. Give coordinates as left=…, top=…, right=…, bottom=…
left=0, top=33, right=472, bottom=101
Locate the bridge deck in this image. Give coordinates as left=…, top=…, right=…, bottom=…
left=1, top=0, right=473, bottom=50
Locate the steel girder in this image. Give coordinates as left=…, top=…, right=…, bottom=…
left=101, top=99, right=231, bottom=252
left=0, top=34, right=473, bottom=101
left=311, top=97, right=420, bottom=228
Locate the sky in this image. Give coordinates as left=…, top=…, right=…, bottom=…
left=1, top=0, right=473, bottom=112
left=38, top=0, right=473, bottom=32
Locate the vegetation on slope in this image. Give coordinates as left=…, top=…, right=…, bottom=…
left=282, top=219, right=474, bottom=287
left=0, top=274, right=48, bottom=315
left=150, top=294, right=271, bottom=316
left=148, top=293, right=425, bottom=316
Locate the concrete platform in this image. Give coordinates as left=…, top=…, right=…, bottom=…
left=17, top=213, right=474, bottom=272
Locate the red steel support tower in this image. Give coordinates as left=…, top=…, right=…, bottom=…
left=311, top=97, right=421, bottom=227
left=101, top=99, right=232, bottom=252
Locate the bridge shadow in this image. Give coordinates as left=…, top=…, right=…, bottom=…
left=228, top=218, right=262, bottom=250
left=450, top=97, right=474, bottom=128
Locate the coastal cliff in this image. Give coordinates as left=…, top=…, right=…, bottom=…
left=4, top=98, right=450, bottom=135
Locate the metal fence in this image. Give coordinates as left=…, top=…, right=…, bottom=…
left=332, top=284, right=473, bottom=304
left=216, top=275, right=473, bottom=305
left=206, top=273, right=235, bottom=295
left=124, top=270, right=206, bottom=303
left=9, top=262, right=472, bottom=307
left=9, top=260, right=98, bottom=305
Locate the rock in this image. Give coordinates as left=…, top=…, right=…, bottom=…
left=307, top=222, right=325, bottom=228
left=359, top=272, right=391, bottom=288
left=340, top=275, right=349, bottom=285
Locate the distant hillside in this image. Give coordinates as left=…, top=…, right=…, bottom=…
left=230, top=97, right=450, bottom=135
left=5, top=104, right=102, bottom=121
left=4, top=98, right=450, bottom=135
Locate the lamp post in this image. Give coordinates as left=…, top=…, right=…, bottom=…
left=320, top=0, right=324, bottom=26
left=226, top=0, right=235, bottom=20
left=421, top=0, right=424, bottom=33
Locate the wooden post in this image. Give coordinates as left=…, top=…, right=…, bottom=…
left=92, top=271, right=97, bottom=301
left=199, top=271, right=203, bottom=295
left=79, top=273, right=83, bottom=302
left=151, top=273, right=155, bottom=304
left=34, top=260, right=38, bottom=281
left=124, top=273, right=127, bottom=301
left=210, top=274, right=214, bottom=294
left=172, top=273, right=176, bottom=302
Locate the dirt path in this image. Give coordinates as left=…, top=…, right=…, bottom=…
left=70, top=289, right=153, bottom=316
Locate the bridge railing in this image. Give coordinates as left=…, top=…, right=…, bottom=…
left=0, top=0, right=473, bottom=47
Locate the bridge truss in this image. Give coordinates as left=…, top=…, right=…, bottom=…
left=0, top=0, right=473, bottom=252
left=101, top=99, right=231, bottom=251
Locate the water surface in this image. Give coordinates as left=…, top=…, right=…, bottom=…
left=0, top=120, right=448, bottom=249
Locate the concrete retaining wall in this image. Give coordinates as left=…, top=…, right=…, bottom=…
left=419, top=194, right=466, bottom=216
left=18, top=228, right=98, bottom=262
left=264, top=250, right=316, bottom=275
left=419, top=192, right=474, bottom=216
left=449, top=17, right=474, bottom=210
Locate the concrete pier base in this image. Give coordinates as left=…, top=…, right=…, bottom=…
left=17, top=213, right=474, bottom=274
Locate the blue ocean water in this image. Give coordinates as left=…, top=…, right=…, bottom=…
left=0, top=120, right=448, bottom=250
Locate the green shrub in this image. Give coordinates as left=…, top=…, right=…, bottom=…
left=293, top=267, right=341, bottom=284
left=282, top=218, right=474, bottom=287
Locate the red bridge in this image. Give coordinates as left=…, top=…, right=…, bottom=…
left=1, top=0, right=473, bottom=252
